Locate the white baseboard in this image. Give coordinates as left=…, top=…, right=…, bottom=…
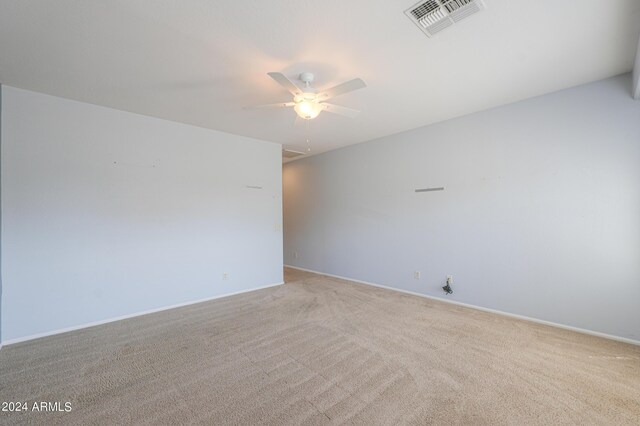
left=1, top=281, right=284, bottom=347
left=285, top=265, right=640, bottom=347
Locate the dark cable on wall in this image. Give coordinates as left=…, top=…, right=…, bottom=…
left=442, top=277, right=453, bottom=294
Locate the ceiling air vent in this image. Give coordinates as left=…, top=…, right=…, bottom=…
left=282, top=149, right=305, bottom=159
left=405, top=0, right=485, bottom=37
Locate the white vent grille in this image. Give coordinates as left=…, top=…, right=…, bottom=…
left=410, top=0, right=440, bottom=20
left=282, top=149, right=305, bottom=159
left=405, top=0, right=485, bottom=37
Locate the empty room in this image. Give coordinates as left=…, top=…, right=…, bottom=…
left=1, top=0, right=639, bottom=424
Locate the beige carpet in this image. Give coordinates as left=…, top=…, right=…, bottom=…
left=0, top=268, right=638, bottom=425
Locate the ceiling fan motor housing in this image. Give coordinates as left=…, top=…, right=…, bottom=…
left=299, top=72, right=314, bottom=85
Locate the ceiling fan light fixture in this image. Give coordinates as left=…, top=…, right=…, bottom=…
left=294, top=100, right=322, bottom=119
left=247, top=71, right=366, bottom=120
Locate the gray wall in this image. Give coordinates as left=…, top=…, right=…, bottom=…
left=0, top=84, right=2, bottom=345
left=284, top=74, right=640, bottom=342
left=1, top=86, right=283, bottom=342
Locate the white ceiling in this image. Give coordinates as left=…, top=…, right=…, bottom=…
left=1, top=0, right=639, bottom=160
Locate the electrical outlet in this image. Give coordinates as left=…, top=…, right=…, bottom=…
left=223, top=273, right=229, bottom=280
left=414, top=271, right=421, bottom=279
left=294, top=251, right=298, bottom=259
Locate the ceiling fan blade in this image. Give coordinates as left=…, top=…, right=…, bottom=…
left=243, top=102, right=295, bottom=109
left=267, top=72, right=302, bottom=96
left=318, top=78, right=366, bottom=101
left=320, top=103, right=361, bottom=118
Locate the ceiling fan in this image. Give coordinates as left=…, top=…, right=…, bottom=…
left=245, top=72, right=366, bottom=120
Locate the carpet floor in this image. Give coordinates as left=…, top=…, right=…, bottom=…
left=0, top=268, right=639, bottom=425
